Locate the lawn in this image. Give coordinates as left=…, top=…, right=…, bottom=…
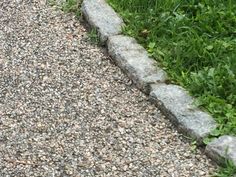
left=107, top=0, right=236, bottom=137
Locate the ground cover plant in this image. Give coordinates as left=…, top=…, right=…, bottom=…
left=62, top=0, right=81, bottom=18
left=108, top=0, right=236, bottom=137
left=214, top=159, right=236, bottom=177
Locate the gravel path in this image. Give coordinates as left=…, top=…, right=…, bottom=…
left=0, top=1, right=216, bottom=176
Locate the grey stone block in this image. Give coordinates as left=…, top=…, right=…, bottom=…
left=206, top=136, right=236, bottom=166
left=107, top=35, right=167, bottom=94
left=150, top=84, right=217, bottom=143
left=81, top=0, right=124, bottom=44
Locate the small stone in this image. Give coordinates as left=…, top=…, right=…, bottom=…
left=199, top=170, right=206, bottom=176
left=112, top=166, right=117, bottom=171
left=118, top=127, right=125, bottom=134
left=123, top=165, right=128, bottom=171
left=117, top=120, right=126, bottom=128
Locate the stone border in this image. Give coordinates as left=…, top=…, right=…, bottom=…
left=81, top=0, right=236, bottom=166
left=81, top=0, right=124, bottom=44
left=206, top=136, right=236, bottom=166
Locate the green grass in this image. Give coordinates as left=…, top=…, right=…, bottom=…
left=107, top=0, right=236, bottom=137
left=62, top=0, right=81, bottom=18
left=48, top=0, right=81, bottom=18
left=87, top=28, right=100, bottom=45
left=214, top=160, right=236, bottom=177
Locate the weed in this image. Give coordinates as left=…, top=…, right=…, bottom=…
left=62, top=0, right=77, bottom=12
left=214, top=160, right=236, bottom=177
left=47, top=0, right=57, bottom=6
left=62, top=0, right=81, bottom=18
left=87, top=28, right=100, bottom=45
left=190, top=140, right=197, bottom=153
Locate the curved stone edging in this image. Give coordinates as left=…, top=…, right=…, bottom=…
left=81, top=0, right=236, bottom=167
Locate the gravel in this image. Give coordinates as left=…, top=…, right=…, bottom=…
left=0, top=1, right=216, bottom=176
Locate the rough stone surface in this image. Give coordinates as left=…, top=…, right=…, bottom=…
left=150, top=84, right=217, bottom=143
left=206, top=136, right=236, bottom=166
left=107, top=35, right=167, bottom=94
left=0, top=1, right=216, bottom=176
left=81, top=0, right=124, bottom=44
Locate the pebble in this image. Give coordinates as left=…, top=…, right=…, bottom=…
left=0, top=0, right=217, bottom=176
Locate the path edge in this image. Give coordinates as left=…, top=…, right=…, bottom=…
left=81, top=0, right=236, bottom=167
